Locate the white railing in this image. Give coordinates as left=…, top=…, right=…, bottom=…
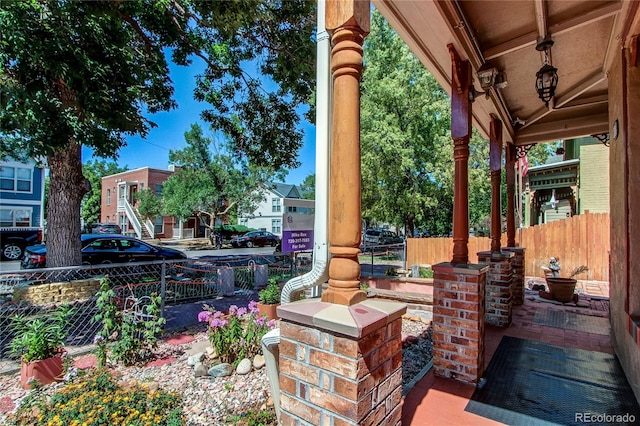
left=122, top=198, right=142, bottom=239
left=172, top=228, right=194, bottom=239
left=144, top=219, right=155, bottom=239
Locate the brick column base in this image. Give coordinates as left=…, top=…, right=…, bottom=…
left=432, top=262, right=487, bottom=384
left=477, top=251, right=514, bottom=328
left=502, top=247, right=525, bottom=305
left=277, top=299, right=406, bottom=425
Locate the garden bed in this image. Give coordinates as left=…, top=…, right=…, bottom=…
left=0, top=317, right=432, bottom=425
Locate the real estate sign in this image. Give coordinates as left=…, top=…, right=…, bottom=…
left=281, top=213, right=314, bottom=252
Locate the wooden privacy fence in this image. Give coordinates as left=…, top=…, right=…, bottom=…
left=406, top=212, right=610, bottom=281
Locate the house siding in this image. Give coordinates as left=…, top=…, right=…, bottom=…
left=0, top=159, right=46, bottom=228
left=239, top=184, right=314, bottom=237
left=578, top=139, right=610, bottom=214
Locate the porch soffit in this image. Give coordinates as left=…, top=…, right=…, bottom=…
left=372, top=0, right=636, bottom=147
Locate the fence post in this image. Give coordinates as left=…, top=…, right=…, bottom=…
left=160, top=261, right=166, bottom=319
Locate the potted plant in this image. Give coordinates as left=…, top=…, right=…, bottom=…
left=9, top=304, right=74, bottom=389
left=545, top=265, right=589, bottom=303
left=257, top=278, right=281, bottom=320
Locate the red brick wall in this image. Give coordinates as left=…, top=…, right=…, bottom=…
left=279, top=319, right=403, bottom=425
left=432, top=263, right=487, bottom=383
left=100, top=167, right=174, bottom=238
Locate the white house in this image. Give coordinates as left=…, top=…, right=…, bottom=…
left=238, top=183, right=314, bottom=238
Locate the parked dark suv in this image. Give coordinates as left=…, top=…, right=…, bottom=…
left=363, top=228, right=404, bottom=245
left=89, top=223, right=122, bottom=234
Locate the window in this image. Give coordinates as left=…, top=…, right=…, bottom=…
left=288, top=206, right=297, bottom=213
left=154, top=217, right=163, bottom=234
left=0, top=166, right=32, bottom=192
left=272, top=198, right=281, bottom=212
left=107, top=189, right=111, bottom=205
left=272, top=219, right=281, bottom=233
left=0, top=208, right=32, bottom=227
left=154, top=184, right=163, bottom=196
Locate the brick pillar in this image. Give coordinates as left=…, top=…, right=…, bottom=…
left=477, top=251, right=514, bottom=327
left=277, top=299, right=406, bottom=425
left=503, top=247, right=526, bottom=305
left=432, top=262, right=487, bottom=384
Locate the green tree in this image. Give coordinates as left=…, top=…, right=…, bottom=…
left=135, top=188, right=162, bottom=223
left=361, top=10, right=451, bottom=237
left=82, top=160, right=128, bottom=227
left=0, top=1, right=315, bottom=266
left=162, top=124, right=277, bottom=245
left=300, top=174, right=315, bottom=200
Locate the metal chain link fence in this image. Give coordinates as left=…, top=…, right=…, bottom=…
left=0, top=253, right=311, bottom=373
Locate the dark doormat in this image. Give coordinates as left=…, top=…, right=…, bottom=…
left=533, top=309, right=610, bottom=335
left=466, top=336, right=640, bottom=425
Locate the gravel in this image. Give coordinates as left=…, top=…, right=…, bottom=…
left=0, top=317, right=432, bottom=425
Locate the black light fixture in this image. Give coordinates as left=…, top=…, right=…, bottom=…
left=535, top=35, right=558, bottom=107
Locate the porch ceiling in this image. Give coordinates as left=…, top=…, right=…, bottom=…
left=373, top=0, right=639, bottom=146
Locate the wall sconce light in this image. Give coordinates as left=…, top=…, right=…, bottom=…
left=511, top=117, right=526, bottom=129
left=535, top=36, right=558, bottom=107
left=477, top=64, right=499, bottom=90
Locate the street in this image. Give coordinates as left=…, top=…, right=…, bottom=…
left=0, top=245, right=279, bottom=273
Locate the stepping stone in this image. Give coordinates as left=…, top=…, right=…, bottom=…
left=75, top=355, right=98, bottom=370
left=145, top=357, right=178, bottom=368
left=164, top=334, right=196, bottom=345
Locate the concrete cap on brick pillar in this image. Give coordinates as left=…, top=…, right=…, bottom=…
left=277, top=299, right=406, bottom=339
left=432, top=262, right=489, bottom=275
left=477, top=251, right=515, bottom=261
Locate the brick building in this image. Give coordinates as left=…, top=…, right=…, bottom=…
left=100, top=166, right=199, bottom=239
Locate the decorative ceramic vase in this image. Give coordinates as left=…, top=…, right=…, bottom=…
left=20, top=352, right=64, bottom=389
left=546, top=277, right=578, bottom=303
left=257, top=302, right=280, bottom=321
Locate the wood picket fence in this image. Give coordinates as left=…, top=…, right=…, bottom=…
left=406, top=212, right=610, bottom=281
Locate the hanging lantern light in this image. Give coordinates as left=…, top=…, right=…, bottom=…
left=535, top=36, right=558, bottom=107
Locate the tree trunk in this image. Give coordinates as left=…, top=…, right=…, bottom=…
left=46, top=140, right=90, bottom=267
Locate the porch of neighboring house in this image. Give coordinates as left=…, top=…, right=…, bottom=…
left=401, top=281, right=635, bottom=425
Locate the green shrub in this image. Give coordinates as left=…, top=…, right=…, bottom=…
left=10, top=304, right=74, bottom=362
left=259, top=281, right=281, bottom=305
left=419, top=267, right=434, bottom=278
left=93, top=279, right=166, bottom=367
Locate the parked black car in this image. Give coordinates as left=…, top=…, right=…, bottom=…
left=21, top=234, right=186, bottom=269
left=230, top=230, right=280, bottom=248
left=88, top=223, right=122, bottom=234
left=1, top=228, right=42, bottom=260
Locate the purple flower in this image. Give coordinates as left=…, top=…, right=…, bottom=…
left=93, top=335, right=105, bottom=345
left=209, top=318, right=228, bottom=328
left=198, top=311, right=212, bottom=323
left=255, top=316, right=266, bottom=326
left=229, top=305, right=239, bottom=314
left=213, top=311, right=224, bottom=319
left=237, top=307, right=247, bottom=316
left=267, top=319, right=277, bottom=328
left=248, top=300, right=258, bottom=312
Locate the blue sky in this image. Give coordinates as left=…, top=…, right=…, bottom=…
left=82, top=60, right=316, bottom=186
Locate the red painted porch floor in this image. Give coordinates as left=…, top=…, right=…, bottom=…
left=402, top=281, right=612, bottom=425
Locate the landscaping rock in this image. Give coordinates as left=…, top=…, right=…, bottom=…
left=187, top=352, right=204, bottom=366
left=253, top=354, right=265, bottom=369
left=194, top=364, right=209, bottom=378
left=236, top=358, right=252, bottom=375
left=186, top=340, right=211, bottom=356
left=208, top=363, right=233, bottom=377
